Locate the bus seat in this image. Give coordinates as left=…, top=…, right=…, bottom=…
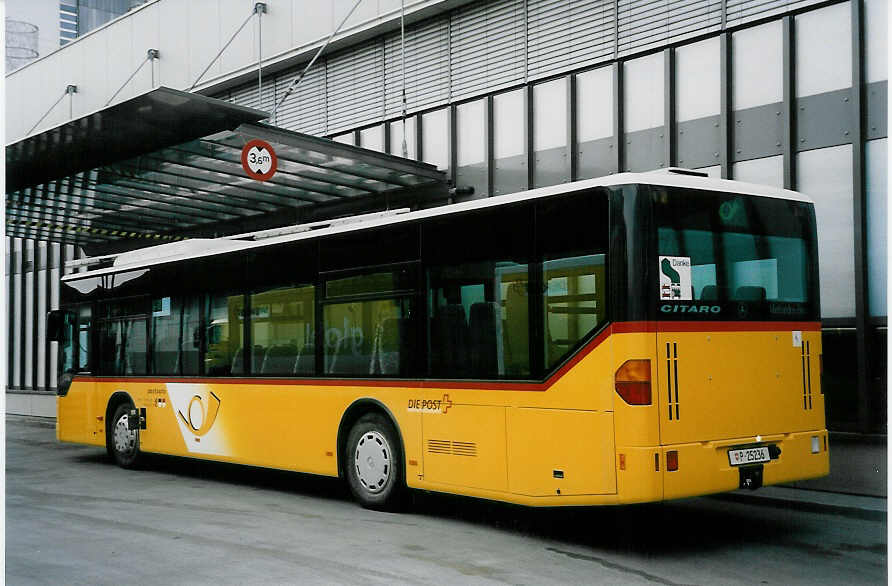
left=376, top=318, right=405, bottom=375
left=504, top=282, right=530, bottom=374
left=735, top=286, right=767, bottom=302
left=293, top=343, right=315, bottom=375
left=469, top=302, right=499, bottom=375
left=700, top=285, right=728, bottom=301
left=261, top=344, right=298, bottom=374
left=430, top=304, right=469, bottom=376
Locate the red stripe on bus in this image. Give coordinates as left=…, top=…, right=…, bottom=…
left=71, top=320, right=821, bottom=392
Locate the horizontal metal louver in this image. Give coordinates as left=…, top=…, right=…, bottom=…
left=450, top=0, right=526, bottom=101
left=226, top=78, right=276, bottom=115
left=528, top=0, right=616, bottom=81
left=618, top=0, right=723, bottom=58
left=726, top=0, right=825, bottom=26
left=383, top=18, right=450, bottom=118
left=326, top=40, right=385, bottom=134
left=274, top=63, right=327, bottom=136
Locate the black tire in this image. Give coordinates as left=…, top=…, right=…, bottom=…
left=345, top=413, right=405, bottom=511
left=108, top=403, right=142, bottom=469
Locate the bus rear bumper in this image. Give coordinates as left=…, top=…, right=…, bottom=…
left=661, top=429, right=830, bottom=501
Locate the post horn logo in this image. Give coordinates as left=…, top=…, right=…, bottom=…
left=177, top=392, right=221, bottom=437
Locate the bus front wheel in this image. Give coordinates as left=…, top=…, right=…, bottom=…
left=109, top=404, right=142, bottom=469
left=345, top=413, right=404, bottom=511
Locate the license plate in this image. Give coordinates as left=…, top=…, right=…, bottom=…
left=728, top=446, right=771, bottom=467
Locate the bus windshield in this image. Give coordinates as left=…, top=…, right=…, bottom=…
left=652, top=185, right=819, bottom=321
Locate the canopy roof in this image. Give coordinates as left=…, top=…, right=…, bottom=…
left=6, top=87, right=447, bottom=252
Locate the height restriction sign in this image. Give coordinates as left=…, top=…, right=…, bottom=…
left=241, top=139, right=278, bottom=181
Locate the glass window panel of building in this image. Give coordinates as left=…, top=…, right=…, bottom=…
left=359, top=124, right=385, bottom=152
left=456, top=98, right=487, bottom=198
left=676, top=37, right=720, bottom=122
left=733, top=21, right=783, bottom=110
left=422, top=107, right=449, bottom=170
left=624, top=53, right=664, bottom=132
left=733, top=155, right=783, bottom=189
left=675, top=37, right=721, bottom=170
left=865, top=0, right=888, bottom=83
left=796, top=144, right=855, bottom=318
left=533, top=78, right=568, bottom=188
left=575, top=67, right=614, bottom=180
left=493, top=89, right=526, bottom=195
left=333, top=132, right=355, bottom=145
left=388, top=117, right=417, bottom=159
left=623, top=52, right=664, bottom=171
left=795, top=2, right=852, bottom=97
left=866, top=138, right=887, bottom=317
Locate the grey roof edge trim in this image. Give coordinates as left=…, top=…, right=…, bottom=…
left=8, top=86, right=268, bottom=147
left=61, top=171, right=813, bottom=283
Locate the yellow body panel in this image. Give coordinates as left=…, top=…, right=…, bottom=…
left=56, top=325, right=829, bottom=507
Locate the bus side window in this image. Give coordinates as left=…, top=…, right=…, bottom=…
left=77, top=305, right=91, bottom=371
left=537, top=190, right=609, bottom=371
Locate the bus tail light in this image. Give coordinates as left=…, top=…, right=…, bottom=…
left=615, top=359, right=651, bottom=405
left=666, top=450, right=679, bottom=471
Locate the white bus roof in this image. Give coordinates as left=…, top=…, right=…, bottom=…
left=62, top=170, right=813, bottom=283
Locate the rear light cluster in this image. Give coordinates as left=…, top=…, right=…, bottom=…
left=615, top=359, right=652, bottom=405
left=666, top=450, right=679, bottom=471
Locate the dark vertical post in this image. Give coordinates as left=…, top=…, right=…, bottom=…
left=449, top=104, right=458, bottom=186
left=383, top=121, right=392, bottom=155
left=486, top=95, right=494, bottom=197
left=8, top=238, right=16, bottom=391
left=44, top=242, right=54, bottom=391
left=567, top=75, right=577, bottom=181
left=314, top=243, right=324, bottom=377
left=32, top=243, right=40, bottom=391
left=720, top=33, right=733, bottom=179
left=613, top=62, right=624, bottom=173
left=664, top=47, right=676, bottom=168
left=851, top=0, right=870, bottom=433
left=525, top=84, right=534, bottom=189
left=19, top=240, right=27, bottom=390
left=782, top=16, right=796, bottom=190
left=414, top=113, right=423, bottom=162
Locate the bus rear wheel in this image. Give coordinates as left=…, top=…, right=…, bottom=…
left=109, top=403, right=142, bottom=469
left=345, top=413, right=404, bottom=511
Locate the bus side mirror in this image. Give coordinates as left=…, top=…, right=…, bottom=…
left=46, top=310, right=67, bottom=342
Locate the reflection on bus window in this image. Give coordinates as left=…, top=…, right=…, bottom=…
left=543, top=254, right=605, bottom=368
left=323, top=298, right=412, bottom=376
left=205, top=293, right=245, bottom=376
left=77, top=305, right=91, bottom=371
left=428, top=262, right=531, bottom=378
left=150, top=296, right=200, bottom=375
left=250, top=285, right=315, bottom=375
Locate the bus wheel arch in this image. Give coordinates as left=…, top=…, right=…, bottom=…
left=337, top=399, right=406, bottom=510
left=105, top=392, right=141, bottom=469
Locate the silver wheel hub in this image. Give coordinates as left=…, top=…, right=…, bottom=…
left=355, top=430, right=391, bottom=494
left=113, top=413, right=137, bottom=456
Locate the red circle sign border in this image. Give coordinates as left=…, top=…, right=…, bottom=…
left=240, top=139, right=278, bottom=181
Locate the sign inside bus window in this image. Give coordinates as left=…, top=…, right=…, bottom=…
left=241, top=139, right=278, bottom=181
left=659, top=256, right=692, bottom=300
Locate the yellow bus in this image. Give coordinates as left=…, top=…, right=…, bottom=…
left=49, top=170, right=829, bottom=510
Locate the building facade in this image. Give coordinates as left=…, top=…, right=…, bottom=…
left=5, top=0, right=887, bottom=439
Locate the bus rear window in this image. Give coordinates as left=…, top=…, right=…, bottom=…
left=653, top=187, right=819, bottom=321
